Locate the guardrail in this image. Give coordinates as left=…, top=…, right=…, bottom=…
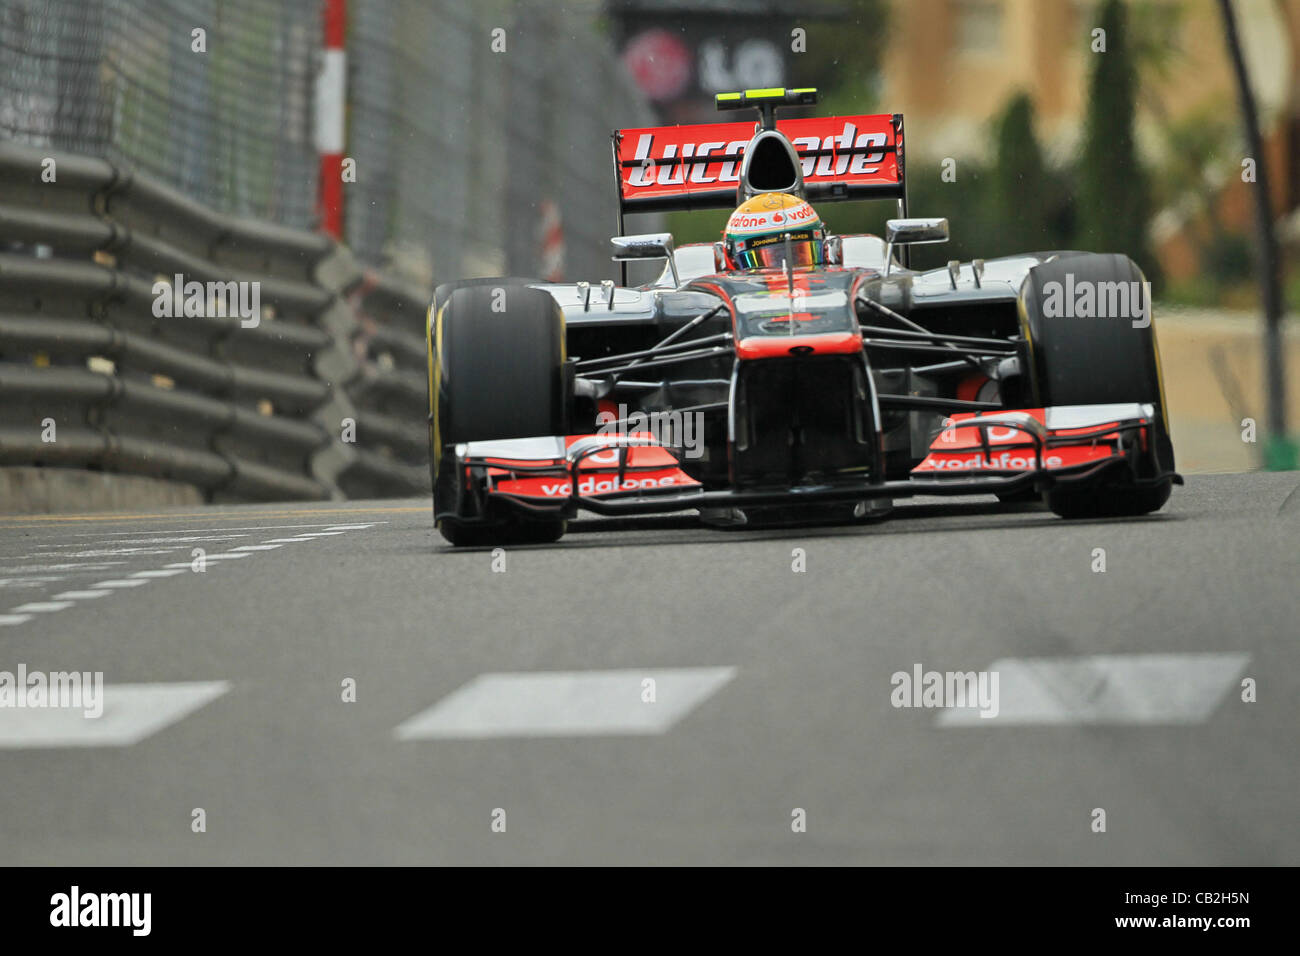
left=0, top=142, right=432, bottom=503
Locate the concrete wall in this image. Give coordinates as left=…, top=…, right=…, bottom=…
left=0, top=468, right=203, bottom=516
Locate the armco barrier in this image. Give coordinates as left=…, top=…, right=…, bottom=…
left=0, top=142, right=431, bottom=505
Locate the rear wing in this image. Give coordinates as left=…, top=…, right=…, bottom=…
left=612, top=113, right=906, bottom=215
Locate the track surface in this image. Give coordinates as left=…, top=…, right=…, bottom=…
left=0, top=472, right=1296, bottom=865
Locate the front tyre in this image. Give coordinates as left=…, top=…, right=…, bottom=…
left=1020, top=253, right=1175, bottom=519
left=428, top=282, right=567, bottom=546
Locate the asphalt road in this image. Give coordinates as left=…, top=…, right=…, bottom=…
left=0, top=472, right=1296, bottom=865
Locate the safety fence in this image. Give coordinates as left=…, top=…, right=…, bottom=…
left=0, top=0, right=657, bottom=286
left=0, top=140, right=431, bottom=502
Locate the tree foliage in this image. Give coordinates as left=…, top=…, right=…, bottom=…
left=1077, top=0, right=1159, bottom=282
left=989, top=93, right=1053, bottom=256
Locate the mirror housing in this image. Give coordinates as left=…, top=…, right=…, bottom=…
left=611, top=232, right=678, bottom=287
left=884, top=218, right=949, bottom=275
left=713, top=241, right=731, bottom=274
left=885, top=218, right=949, bottom=245
left=823, top=235, right=843, bottom=267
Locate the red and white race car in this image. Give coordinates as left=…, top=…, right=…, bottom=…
left=426, top=88, right=1178, bottom=545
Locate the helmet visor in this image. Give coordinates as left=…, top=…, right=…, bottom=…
left=734, top=230, right=825, bottom=270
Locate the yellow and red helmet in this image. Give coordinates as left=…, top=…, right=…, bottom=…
left=723, top=192, right=826, bottom=270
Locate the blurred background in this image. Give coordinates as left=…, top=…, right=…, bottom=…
left=0, top=0, right=1296, bottom=480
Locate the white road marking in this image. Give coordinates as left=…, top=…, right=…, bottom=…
left=0, top=523, right=369, bottom=613
left=53, top=591, right=112, bottom=600
left=0, top=681, right=230, bottom=749
left=0, top=577, right=66, bottom=590
left=75, top=522, right=389, bottom=537
left=394, top=667, right=738, bottom=740
left=196, top=553, right=250, bottom=561
left=0, top=563, right=124, bottom=574
left=936, top=653, right=1251, bottom=727
left=33, top=535, right=251, bottom=548
left=0, top=614, right=34, bottom=626
left=59, top=549, right=182, bottom=558
left=11, top=601, right=74, bottom=613
left=161, top=552, right=263, bottom=567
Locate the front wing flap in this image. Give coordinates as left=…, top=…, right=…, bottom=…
left=448, top=433, right=702, bottom=521
left=912, top=403, right=1161, bottom=476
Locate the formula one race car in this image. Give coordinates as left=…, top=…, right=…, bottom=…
left=426, top=88, right=1179, bottom=546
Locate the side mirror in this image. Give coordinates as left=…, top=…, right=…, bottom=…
left=884, top=218, right=949, bottom=275
left=885, top=218, right=949, bottom=245
left=713, top=241, right=731, bottom=274
left=611, top=232, right=679, bottom=286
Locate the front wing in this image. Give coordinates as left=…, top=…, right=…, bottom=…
left=440, top=404, right=1178, bottom=521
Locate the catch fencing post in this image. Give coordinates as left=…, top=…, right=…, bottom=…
left=317, top=0, right=348, bottom=239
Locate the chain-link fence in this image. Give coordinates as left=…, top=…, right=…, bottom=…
left=0, top=0, right=320, bottom=227
left=346, top=0, right=659, bottom=286
left=0, top=0, right=656, bottom=290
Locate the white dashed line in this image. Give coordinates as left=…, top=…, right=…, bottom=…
left=0, top=577, right=66, bottom=590
left=935, top=653, right=1252, bottom=727
left=76, top=522, right=388, bottom=537
left=33, top=535, right=251, bottom=548
left=0, top=681, right=231, bottom=749
left=0, top=523, right=375, bottom=629
left=395, top=667, right=739, bottom=740
left=0, top=563, right=124, bottom=574
left=161, top=555, right=249, bottom=568
left=61, top=549, right=183, bottom=558
left=11, top=601, right=74, bottom=613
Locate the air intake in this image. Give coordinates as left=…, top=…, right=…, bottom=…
left=737, top=129, right=805, bottom=202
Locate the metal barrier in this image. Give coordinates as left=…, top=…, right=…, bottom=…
left=0, top=141, right=431, bottom=502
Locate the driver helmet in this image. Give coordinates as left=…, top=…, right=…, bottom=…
left=723, top=192, right=826, bottom=270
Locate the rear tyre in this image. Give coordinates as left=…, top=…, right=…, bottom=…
left=1019, top=254, right=1175, bottom=519
left=429, top=282, right=567, bottom=546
